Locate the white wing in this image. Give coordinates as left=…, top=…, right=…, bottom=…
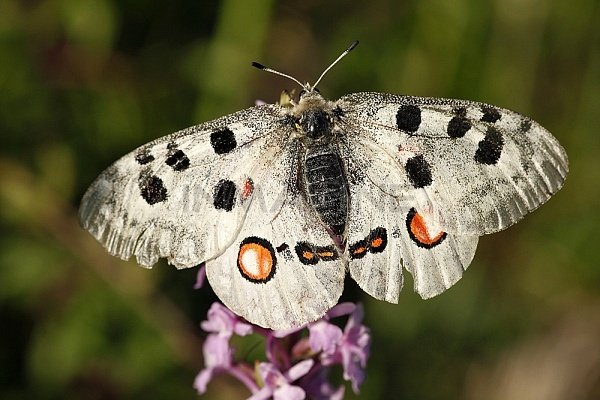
left=339, top=137, right=478, bottom=301
left=79, top=105, right=290, bottom=268
left=206, top=143, right=346, bottom=330
left=337, top=92, right=568, bottom=235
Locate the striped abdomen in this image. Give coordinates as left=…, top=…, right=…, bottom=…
left=303, top=145, right=348, bottom=235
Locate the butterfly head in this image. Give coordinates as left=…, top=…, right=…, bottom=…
left=252, top=40, right=358, bottom=103
left=252, top=41, right=358, bottom=144
left=298, top=105, right=331, bottom=140
left=301, top=109, right=330, bottom=139
left=289, top=89, right=336, bottom=142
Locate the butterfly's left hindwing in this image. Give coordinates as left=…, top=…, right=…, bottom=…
left=338, top=92, right=568, bottom=236
left=206, top=143, right=346, bottom=330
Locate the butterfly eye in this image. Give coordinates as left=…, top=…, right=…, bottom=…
left=298, top=89, right=307, bottom=98
left=333, top=106, right=344, bottom=118
left=313, top=88, right=321, bottom=94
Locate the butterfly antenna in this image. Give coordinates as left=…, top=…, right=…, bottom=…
left=251, top=62, right=306, bottom=89
left=312, top=40, right=359, bottom=89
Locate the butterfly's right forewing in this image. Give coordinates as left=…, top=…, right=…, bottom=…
left=338, top=92, right=568, bottom=236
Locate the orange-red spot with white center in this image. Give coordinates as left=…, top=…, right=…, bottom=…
left=409, top=210, right=446, bottom=246
left=238, top=240, right=274, bottom=281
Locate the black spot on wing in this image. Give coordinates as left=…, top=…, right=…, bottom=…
left=315, top=245, right=339, bottom=261
left=135, top=150, right=154, bottom=165
left=165, top=149, right=190, bottom=171
left=453, top=107, right=467, bottom=117
left=210, top=128, right=237, bottom=154
left=475, top=127, right=504, bottom=165
left=481, top=106, right=501, bottom=123
left=396, top=105, right=421, bottom=133
left=447, top=116, right=471, bottom=138
left=349, top=239, right=368, bottom=260
left=367, top=227, right=387, bottom=254
left=295, top=242, right=319, bottom=265
left=349, top=227, right=388, bottom=260
left=405, top=154, right=432, bottom=188
left=520, top=119, right=532, bottom=133
left=213, top=179, right=237, bottom=211
left=276, top=243, right=289, bottom=253
left=139, top=174, right=167, bottom=205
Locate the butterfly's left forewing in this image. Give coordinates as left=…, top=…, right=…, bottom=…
left=338, top=92, right=568, bottom=236
left=79, top=105, right=288, bottom=269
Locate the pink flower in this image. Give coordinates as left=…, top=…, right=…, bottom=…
left=249, top=360, right=314, bottom=400
left=194, top=301, right=371, bottom=397
left=200, top=302, right=253, bottom=338
left=308, top=303, right=371, bottom=394
left=193, top=303, right=257, bottom=395
left=193, top=264, right=206, bottom=289
left=299, top=367, right=345, bottom=400
left=193, top=334, right=233, bottom=394
left=337, top=304, right=371, bottom=393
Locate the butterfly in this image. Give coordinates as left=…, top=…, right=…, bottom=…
left=79, top=41, right=568, bottom=329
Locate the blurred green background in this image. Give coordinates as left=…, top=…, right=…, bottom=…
left=1, top=0, right=598, bottom=399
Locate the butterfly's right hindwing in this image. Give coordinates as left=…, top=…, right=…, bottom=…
left=340, top=137, right=479, bottom=301
left=79, top=105, right=288, bottom=269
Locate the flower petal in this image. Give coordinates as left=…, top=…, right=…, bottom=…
left=319, top=383, right=345, bottom=400
left=325, top=302, right=356, bottom=319
left=193, top=264, right=206, bottom=289
left=285, top=359, right=314, bottom=381
left=202, top=334, right=233, bottom=368
left=345, top=303, right=364, bottom=332
left=201, top=302, right=253, bottom=337
left=272, top=326, right=303, bottom=338
left=341, top=349, right=366, bottom=394
left=273, top=384, right=306, bottom=400
left=258, top=362, right=285, bottom=388
left=193, top=368, right=214, bottom=394
left=308, top=321, right=343, bottom=354
left=247, top=386, right=273, bottom=400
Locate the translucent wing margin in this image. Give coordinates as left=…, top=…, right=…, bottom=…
left=79, top=105, right=289, bottom=269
